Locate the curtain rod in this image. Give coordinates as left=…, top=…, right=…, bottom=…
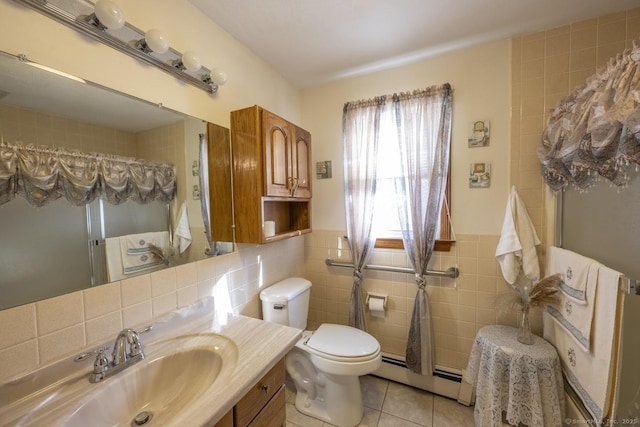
left=325, top=258, right=459, bottom=279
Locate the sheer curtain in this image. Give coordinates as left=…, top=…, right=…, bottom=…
left=342, top=96, right=387, bottom=330
left=394, top=84, right=453, bottom=375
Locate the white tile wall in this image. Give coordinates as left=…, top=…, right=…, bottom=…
left=0, top=237, right=304, bottom=383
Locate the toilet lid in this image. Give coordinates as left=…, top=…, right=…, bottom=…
left=305, top=324, right=379, bottom=358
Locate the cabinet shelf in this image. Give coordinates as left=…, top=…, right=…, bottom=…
left=262, top=197, right=311, bottom=242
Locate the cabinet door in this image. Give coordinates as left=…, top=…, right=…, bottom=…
left=247, top=386, right=285, bottom=427
left=234, top=359, right=286, bottom=426
left=292, top=126, right=311, bottom=198
left=263, top=111, right=291, bottom=197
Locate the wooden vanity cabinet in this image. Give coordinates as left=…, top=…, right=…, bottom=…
left=229, top=106, right=312, bottom=244
left=213, top=358, right=286, bottom=427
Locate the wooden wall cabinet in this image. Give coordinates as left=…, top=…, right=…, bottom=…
left=213, top=358, right=286, bottom=427
left=207, top=122, right=234, bottom=242
left=229, top=105, right=312, bottom=244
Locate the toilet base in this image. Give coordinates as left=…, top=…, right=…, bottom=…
left=291, top=371, right=364, bottom=427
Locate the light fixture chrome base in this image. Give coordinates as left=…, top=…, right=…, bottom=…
left=13, top=0, right=219, bottom=94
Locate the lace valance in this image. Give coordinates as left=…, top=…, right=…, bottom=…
left=538, top=41, right=640, bottom=191
left=0, top=141, right=176, bottom=207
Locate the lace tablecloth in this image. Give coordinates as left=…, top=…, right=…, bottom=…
left=463, top=325, right=565, bottom=427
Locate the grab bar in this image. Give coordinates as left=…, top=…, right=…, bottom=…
left=325, top=258, right=460, bottom=279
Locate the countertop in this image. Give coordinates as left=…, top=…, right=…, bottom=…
left=0, top=297, right=302, bottom=426
left=189, top=311, right=302, bottom=425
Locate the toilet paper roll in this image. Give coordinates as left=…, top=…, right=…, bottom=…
left=263, top=221, right=275, bottom=237
left=368, top=297, right=385, bottom=318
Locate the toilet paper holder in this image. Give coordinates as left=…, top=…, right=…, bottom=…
left=366, top=292, right=387, bottom=309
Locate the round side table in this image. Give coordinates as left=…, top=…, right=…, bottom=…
left=463, top=325, right=565, bottom=427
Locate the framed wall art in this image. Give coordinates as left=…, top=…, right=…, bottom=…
left=316, top=160, right=332, bottom=179
left=469, top=162, right=491, bottom=188
left=468, top=120, right=490, bottom=147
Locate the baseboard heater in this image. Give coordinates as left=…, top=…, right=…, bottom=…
left=373, top=353, right=462, bottom=400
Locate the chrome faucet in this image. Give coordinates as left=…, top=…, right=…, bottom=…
left=74, top=326, right=152, bottom=383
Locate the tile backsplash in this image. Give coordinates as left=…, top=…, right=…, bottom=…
left=0, top=237, right=304, bottom=383
left=303, top=230, right=517, bottom=372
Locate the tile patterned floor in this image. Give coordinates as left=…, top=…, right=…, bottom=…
left=285, top=375, right=477, bottom=427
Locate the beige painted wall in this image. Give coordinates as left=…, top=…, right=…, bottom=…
left=299, top=39, right=513, bottom=370
left=301, top=39, right=511, bottom=235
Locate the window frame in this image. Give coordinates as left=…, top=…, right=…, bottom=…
left=374, top=153, right=453, bottom=252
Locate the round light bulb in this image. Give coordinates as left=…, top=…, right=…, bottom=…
left=181, top=51, right=201, bottom=72
left=145, top=29, right=170, bottom=54
left=208, top=67, right=227, bottom=85
left=94, top=0, right=125, bottom=30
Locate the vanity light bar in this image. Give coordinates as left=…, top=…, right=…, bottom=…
left=13, top=0, right=220, bottom=94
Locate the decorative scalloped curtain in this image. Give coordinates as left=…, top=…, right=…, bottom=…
left=538, top=42, right=640, bottom=191
left=0, top=141, right=176, bottom=207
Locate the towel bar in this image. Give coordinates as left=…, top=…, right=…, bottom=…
left=324, top=258, right=460, bottom=279
left=621, top=277, right=639, bottom=295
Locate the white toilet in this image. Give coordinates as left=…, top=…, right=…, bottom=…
left=260, top=277, right=381, bottom=427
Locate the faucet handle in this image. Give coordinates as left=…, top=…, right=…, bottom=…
left=74, top=347, right=110, bottom=382
left=74, top=346, right=109, bottom=362
left=137, top=325, right=153, bottom=334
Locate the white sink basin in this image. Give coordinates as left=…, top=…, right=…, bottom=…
left=7, top=333, right=238, bottom=427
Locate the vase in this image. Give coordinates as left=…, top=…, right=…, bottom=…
left=517, top=305, right=534, bottom=345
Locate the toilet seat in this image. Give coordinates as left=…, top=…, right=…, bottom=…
left=303, top=324, right=380, bottom=363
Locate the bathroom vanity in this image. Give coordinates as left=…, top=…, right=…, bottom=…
left=215, top=358, right=287, bottom=427
left=0, top=299, right=301, bottom=427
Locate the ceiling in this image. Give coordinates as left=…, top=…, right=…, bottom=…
left=190, top=0, right=640, bottom=88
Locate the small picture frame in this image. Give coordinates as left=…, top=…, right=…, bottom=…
left=468, top=120, right=490, bottom=147
left=469, top=162, right=491, bottom=188
left=316, top=160, right=332, bottom=179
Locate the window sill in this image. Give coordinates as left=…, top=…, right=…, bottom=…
left=374, top=238, right=454, bottom=252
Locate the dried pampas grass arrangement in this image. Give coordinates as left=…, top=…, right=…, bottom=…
left=496, top=273, right=563, bottom=315
left=527, top=273, right=563, bottom=308
left=147, top=243, right=172, bottom=266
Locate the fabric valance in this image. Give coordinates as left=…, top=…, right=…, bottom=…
left=0, top=141, right=176, bottom=207
left=538, top=42, right=640, bottom=191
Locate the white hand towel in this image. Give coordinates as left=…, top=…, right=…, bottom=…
left=121, top=231, right=170, bottom=255
left=105, top=236, right=124, bottom=282
left=495, top=186, right=541, bottom=285
left=119, top=231, right=169, bottom=275
left=546, top=262, right=599, bottom=351
left=549, top=245, right=594, bottom=304
left=544, top=263, right=622, bottom=423
left=174, top=201, right=192, bottom=254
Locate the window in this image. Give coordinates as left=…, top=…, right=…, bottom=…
left=368, top=101, right=453, bottom=251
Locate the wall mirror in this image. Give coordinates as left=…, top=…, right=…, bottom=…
left=0, top=50, right=233, bottom=310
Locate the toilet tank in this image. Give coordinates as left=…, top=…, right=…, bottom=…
left=260, top=277, right=311, bottom=329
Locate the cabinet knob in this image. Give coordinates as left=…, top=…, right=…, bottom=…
left=261, top=384, right=270, bottom=394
